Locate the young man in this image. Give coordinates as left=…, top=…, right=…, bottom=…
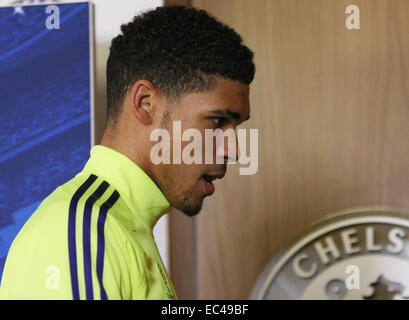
left=0, top=5, right=255, bottom=299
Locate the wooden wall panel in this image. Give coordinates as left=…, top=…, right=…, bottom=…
left=184, top=0, right=409, bottom=299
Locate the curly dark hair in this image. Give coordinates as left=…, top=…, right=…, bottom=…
left=106, top=5, right=255, bottom=122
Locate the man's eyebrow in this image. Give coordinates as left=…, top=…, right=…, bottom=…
left=209, top=109, right=250, bottom=122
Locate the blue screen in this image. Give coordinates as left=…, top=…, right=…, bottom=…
left=0, top=2, right=92, bottom=281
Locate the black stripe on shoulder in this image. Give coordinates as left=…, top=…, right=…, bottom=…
left=68, top=173, right=98, bottom=300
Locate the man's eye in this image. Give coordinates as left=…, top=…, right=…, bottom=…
left=212, top=117, right=226, bottom=127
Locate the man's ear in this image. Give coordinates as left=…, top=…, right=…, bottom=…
left=130, top=80, right=155, bottom=125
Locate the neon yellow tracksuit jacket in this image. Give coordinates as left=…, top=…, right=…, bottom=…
left=0, top=145, right=177, bottom=300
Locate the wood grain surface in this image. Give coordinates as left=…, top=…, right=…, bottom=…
left=167, top=0, right=409, bottom=299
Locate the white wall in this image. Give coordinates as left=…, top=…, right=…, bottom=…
left=1, top=0, right=171, bottom=272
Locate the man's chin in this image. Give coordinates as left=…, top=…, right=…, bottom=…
left=169, top=189, right=206, bottom=217
left=174, top=199, right=203, bottom=217
left=182, top=208, right=201, bottom=217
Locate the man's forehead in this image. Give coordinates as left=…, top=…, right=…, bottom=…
left=174, top=80, right=250, bottom=119
left=208, top=109, right=250, bottom=122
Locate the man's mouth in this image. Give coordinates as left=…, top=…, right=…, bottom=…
left=202, top=171, right=226, bottom=196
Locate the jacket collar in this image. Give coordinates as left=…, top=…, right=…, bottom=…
left=82, top=145, right=171, bottom=230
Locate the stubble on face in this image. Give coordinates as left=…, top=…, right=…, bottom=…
left=149, top=78, right=250, bottom=217
left=150, top=107, right=202, bottom=216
